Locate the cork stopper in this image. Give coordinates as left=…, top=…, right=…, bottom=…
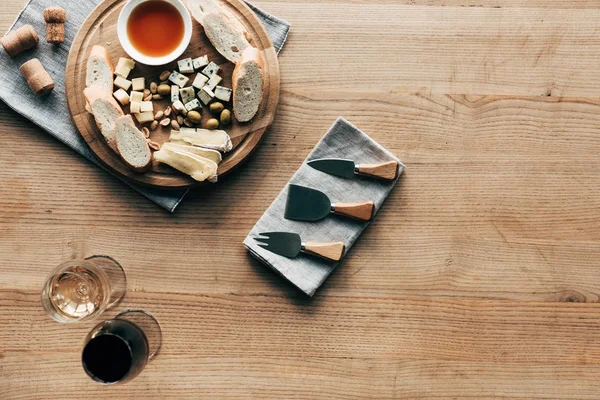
left=44, top=7, right=66, bottom=44
left=19, top=58, right=54, bottom=96
left=0, top=25, right=39, bottom=57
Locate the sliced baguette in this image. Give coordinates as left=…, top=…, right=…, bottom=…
left=83, top=86, right=124, bottom=152
left=86, top=45, right=114, bottom=93
left=114, top=115, right=152, bottom=172
left=232, top=47, right=263, bottom=122
left=185, top=0, right=250, bottom=63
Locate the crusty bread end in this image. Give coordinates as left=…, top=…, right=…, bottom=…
left=232, top=47, right=263, bottom=122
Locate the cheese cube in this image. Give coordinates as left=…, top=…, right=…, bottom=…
left=172, top=100, right=187, bottom=116
left=198, top=86, right=215, bottom=105
left=130, top=101, right=141, bottom=114
left=115, top=58, right=134, bottom=77
left=117, top=57, right=135, bottom=70
left=184, top=98, right=201, bottom=111
left=113, top=88, right=130, bottom=106
left=170, top=85, right=179, bottom=103
left=192, top=73, right=208, bottom=90
left=192, top=55, right=208, bottom=70
left=204, top=74, right=222, bottom=91
left=114, top=75, right=132, bottom=91
left=168, top=71, right=189, bottom=87
left=201, top=61, right=219, bottom=77
left=214, top=86, right=232, bottom=102
left=129, top=91, right=144, bottom=103
left=179, top=87, right=195, bottom=104
left=131, top=77, right=145, bottom=92
left=178, top=57, right=194, bottom=74
left=134, top=111, right=154, bottom=124
left=141, top=101, right=153, bottom=112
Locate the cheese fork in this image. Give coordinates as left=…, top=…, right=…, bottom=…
left=255, top=232, right=345, bottom=262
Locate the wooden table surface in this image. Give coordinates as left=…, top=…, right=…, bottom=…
left=2, top=0, right=600, bottom=398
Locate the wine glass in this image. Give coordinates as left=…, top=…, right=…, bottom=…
left=41, top=255, right=127, bottom=323
left=81, top=309, right=162, bottom=384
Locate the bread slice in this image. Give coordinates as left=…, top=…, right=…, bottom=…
left=185, top=0, right=250, bottom=63
left=232, top=47, right=263, bottom=122
left=114, top=115, right=152, bottom=172
left=86, top=45, right=114, bottom=93
left=83, top=86, right=124, bottom=152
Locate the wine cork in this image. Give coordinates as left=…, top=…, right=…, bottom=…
left=44, top=7, right=66, bottom=43
left=0, top=25, right=39, bottom=57
left=19, top=59, right=54, bottom=96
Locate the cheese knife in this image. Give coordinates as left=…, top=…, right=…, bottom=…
left=285, top=184, right=374, bottom=222
left=308, top=158, right=399, bottom=181
left=255, top=232, right=345, bottom=261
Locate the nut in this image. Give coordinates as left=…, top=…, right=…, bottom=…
left=143, top=94, right=152, bottom=101
left=171, top=106, right=178, bottom=116
left=164, top=106, right=172, bottom=117
left=177, top=115, right=184, bottom=125
left=160, top=118, right=171, bottom=126
left=150, top=120, right=159, bottom=131
left=159, top=71, right=171, bottom=81
left=150, top=82, right=158, bottom=94
left=220, top=109, right=231, bottom=125
left=209, top=102, right=224, bottom=114
left=171, top=120, right=180, bottom=130
left=154, top=111, right=164, bottom=120
left=187, top=110, right=201, bottom=123
left=206, top=118, right=219, bottom=130
left=157, top=84, right=170, bottom=95
left=148, top=141, right=161, bottom=151
left=152, top=94, right=163, bottom=100
left=143, top=88, right=151, bottom=98
left=183, top=118, right=194, bottom=127
left=142, top=127, right=150, bottom=138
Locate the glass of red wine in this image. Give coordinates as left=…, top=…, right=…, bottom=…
left=81, top=309, right=162, bottom=384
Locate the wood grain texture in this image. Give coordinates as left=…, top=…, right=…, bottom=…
left=2, top=0, right=600, bottom=398
left=358, top=160, right=400, bottom=180
left=304, top=241, right=345, bottom=261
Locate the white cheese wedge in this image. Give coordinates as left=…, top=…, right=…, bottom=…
left=179, top=87, right=195, bottom=104
left=170, top=128, right=232, bottom=152
left=184, top=98, right=201, bottom=111
left=131, top=77, right=145, bottom=92
left=198, top=86, right=215, bottom=105
left=192, top=73, right=209, bottom=90
left=141, top=101, right=153, bottom=112
left=114, top=75, right=132, bottom=91
left=168, top=71, right=190, bottom=87
left=170, top=85, right=179, bottom=103
left=130, top=101, right=141, bottom=114
left=192, top=55, right=209, bottom=70
left=214, top=86, right=232, bottom=102
left=117, top=57, right=135, bottom=70
left=113, top=88, right=130, bottom=106
left=178, top=57, right=194, bottom=74
left=204, top=74, right=222, bottom=91
left=134, top=111, right=154, bottom=124
left=172, top=100, right=188, bottom=116
left=154, top=146, right=218, bottom=182
left=164, top=142, right=222, bottom=164
left=201, top=61, right=219, bottom=77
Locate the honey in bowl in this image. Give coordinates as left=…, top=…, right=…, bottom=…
left=126, top=0, right=184, bottom=57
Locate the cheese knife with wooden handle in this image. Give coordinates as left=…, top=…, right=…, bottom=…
left=308, top=158, right=399, bottom=181
left=255, top=232, right=345, bottom=262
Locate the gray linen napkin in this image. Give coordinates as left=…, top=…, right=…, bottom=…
left=243, top=118, right=405, bottom=296
left=0, top=0, right=290, bottom=212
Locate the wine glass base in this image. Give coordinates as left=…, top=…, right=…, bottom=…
left=115, top=309, right=162, bottom=359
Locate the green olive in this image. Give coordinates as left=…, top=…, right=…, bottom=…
left=220, top=109, right=231, bottom=125
left=206, top=118, right=219, bottom=130
left=157, top=84, right=171, bottom=95
left=187, top=110, right=202, bottom=123
left=209, top=102, right=224, bottom=114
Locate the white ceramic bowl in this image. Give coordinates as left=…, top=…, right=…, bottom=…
left=117, top=0, right=192, bottom=66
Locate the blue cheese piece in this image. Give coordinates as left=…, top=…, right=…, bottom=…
left=168, top=71, right=190, bottom=87
left=201, top=61, right=219, bottom=77
left=172, top=100, right=188, bottom=116
left=205, top=74, right=222, bottom=91
left=192, top=55, right=209, bottom=70
left=170, top=85, right=179, bottom=103
left=179, top=87, right=196, bottom=104
left=178, top=57, right=194, bottom=74
left=214, top=86, right=232, bottom=102
left=192, top=73, right=208, bottom=90
left=198, top=86, right=215, bottom=105
left=185, top=98, right=202, bottom=111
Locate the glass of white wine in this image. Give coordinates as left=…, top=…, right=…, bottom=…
left=41, top=255, right=127, bottom=323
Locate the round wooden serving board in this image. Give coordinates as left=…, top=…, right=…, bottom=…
left=66, top=0, right=280, bottom=189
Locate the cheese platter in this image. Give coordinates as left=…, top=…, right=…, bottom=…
left=65, top=0, right=280, bottom=189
